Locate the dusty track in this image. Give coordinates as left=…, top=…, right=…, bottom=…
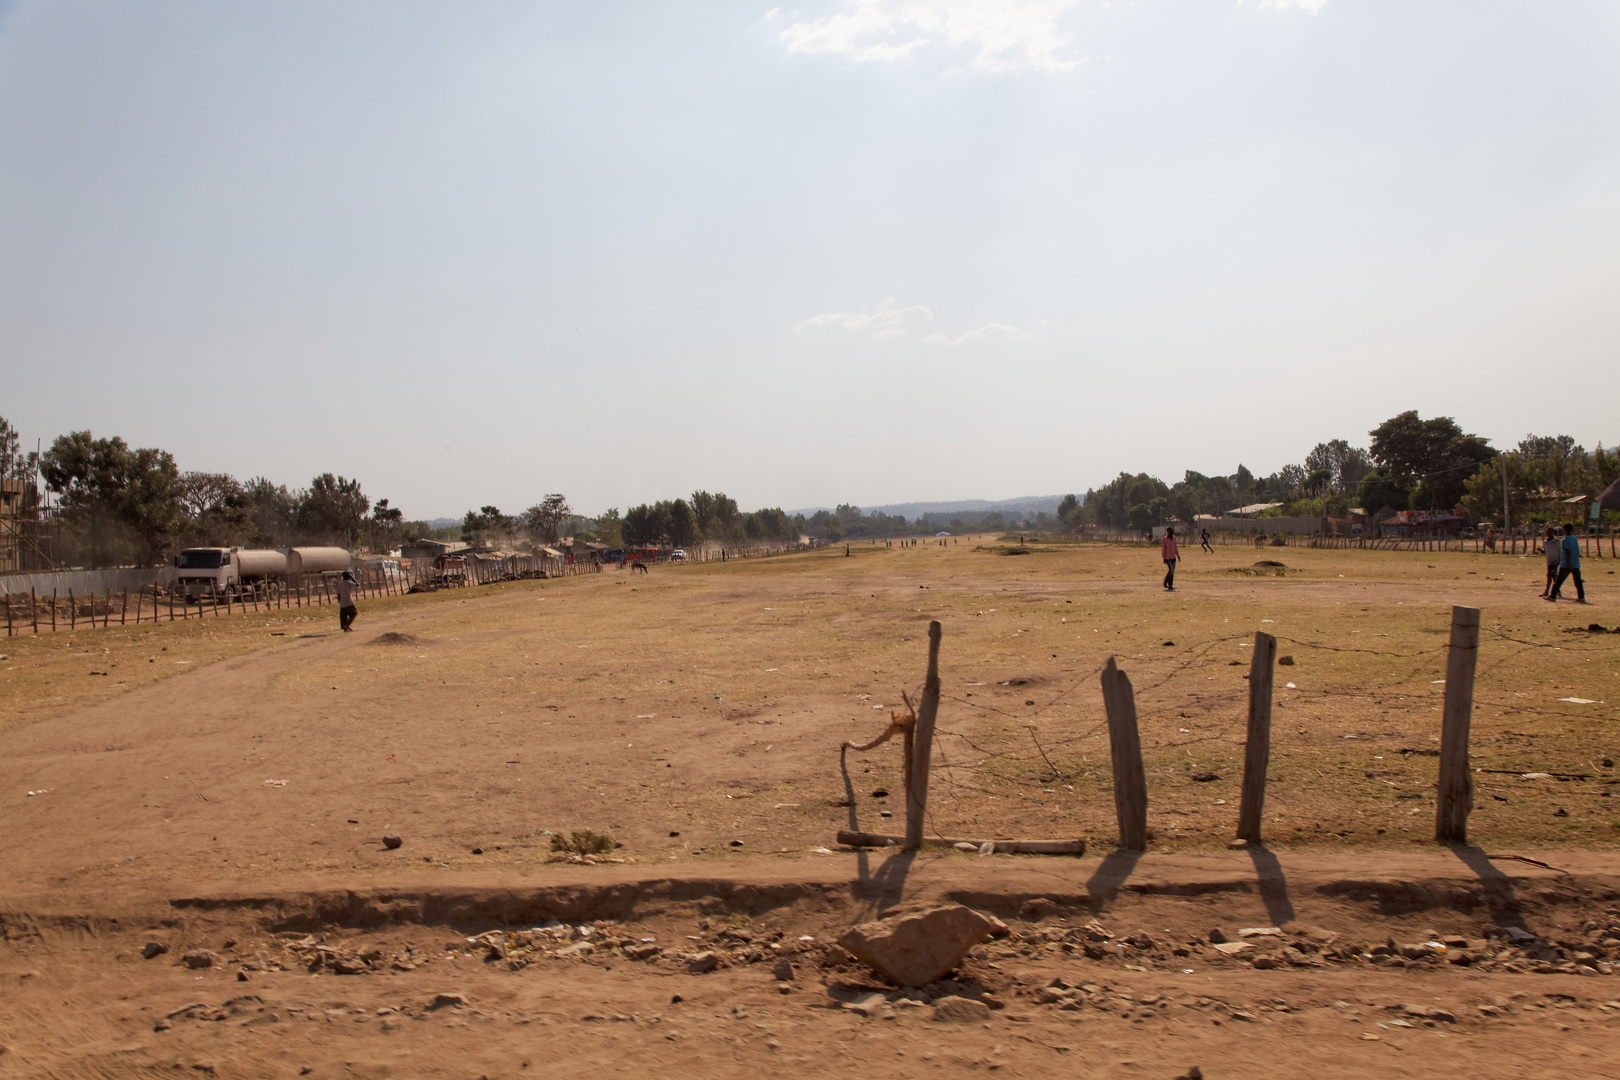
left=2, top=542, right=1618, bottom=1077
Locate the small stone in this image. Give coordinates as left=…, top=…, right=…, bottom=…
left=838, top=904, right=1004, bottom=987
left=486, top=940, right=508, bottom=961
left=624, top=943, right=661, bottom=961
left=1278, top=656, right=1295, bottom=666
left=427, top=993, right=467, bottom=1010
left=843, top=992, right=888, bottom=1017
left=1229, top=1010, right=1257, bottom=1022
left=142, top=942, right=169, bottom=960
left=236, top=971, right=251, bottom=982
left=1251, top=956, right=1277, bottom=970
left=687, top=952, right=721, bottom=973
left=772, top=958, right=796, bottom=981
left=382, top=833, right=403, bottom=850
left=1226, top=838, right=1249, bottom=850
left=729, top=840, right=744, bottom=847
left=183, top=950, right=217, bottom=970
left=1177, top=1069, right=1204, bottom=1080
left=953, top=842, right=978, bottom=852
left=931, top=996, right=992, bottom=1023
left=1208, top=928, right=1228, bottom=944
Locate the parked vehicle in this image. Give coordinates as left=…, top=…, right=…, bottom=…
left=174, top=547, right=289, bottom=598
left=360, top=558, right=406, bottom=581
left=173, top=545, right=353, bottom=599
left=671, top=549, right=688, bottom=562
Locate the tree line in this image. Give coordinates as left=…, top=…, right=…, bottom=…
left=1059, top=411, right=1618, bottom=533
left=1, top=417, right=423, bottom=568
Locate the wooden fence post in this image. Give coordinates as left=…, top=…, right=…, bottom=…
left=1236, top=631, right=1278, bottom=844
left=51, top=590, right=57, bottom=631
left=903, top=620, right=943, bottom=852
left=32, top=588, right=38, bottom=633
left=1100, top=656, right=1149, bottom=851
left=69, top=589, right=76, bottom=631
left=1436, top=605, right=1481, bottom=844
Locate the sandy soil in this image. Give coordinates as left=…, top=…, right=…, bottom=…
left=2, top=540, right=1619, bottom=1077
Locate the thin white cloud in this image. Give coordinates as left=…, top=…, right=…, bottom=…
left=794, top=300, right=934, bottom=339
left=919, top=322, right=1019, bottom=345
left=1253, top=0, right=1328, bottom=12
left=795, top=302, right=1016, bottom=344
left=779, top=0, right=1084, bottom=74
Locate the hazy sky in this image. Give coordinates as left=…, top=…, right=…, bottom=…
left=3, top=1, right=1618, bottom=519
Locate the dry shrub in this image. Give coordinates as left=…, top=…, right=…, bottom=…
left=550, top=830, right=615, bottom=855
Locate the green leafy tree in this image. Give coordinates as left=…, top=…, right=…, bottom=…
left=300, top=474, right=369, bottom=547
left=460, top=505, right=513, bottom=548
left=593, top=508, right=624, bottom=548
left=41, top=431, right=185, bottom=566
left=369, top=498, right=404, bottom=551
left=668, top=498, right=697, bottom=547
left=521, top=494, right=571, bottom=546
left=1356, top=469, right=1410, bottom=513
left=242, top=477, right=299, bottom=546
left=1369, top=411, right=1495, bottom=510
left=179, top=471, right=255, bottom=547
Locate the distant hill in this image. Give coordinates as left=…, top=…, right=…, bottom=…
left=789, top=495, right=1064, bottom=521
left=424, top=517, right=461, bottom=530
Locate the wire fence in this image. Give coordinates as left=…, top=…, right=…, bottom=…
left=842, top=620, right=1618, bottom=840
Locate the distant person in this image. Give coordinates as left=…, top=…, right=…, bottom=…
left=1541, top=527, right=1559, bottom=598
left=1161, top=527, right=1179, bottom=592
left=1547, top=523, right=1587, bottom=603
left=336, top=569, right=359, bottom=632
left=1200, top=528, right=1213, bottom=554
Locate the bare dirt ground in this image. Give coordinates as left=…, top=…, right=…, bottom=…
left=2, top=539, right=1619, bottom=1078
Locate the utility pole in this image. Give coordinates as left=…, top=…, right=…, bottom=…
left=1501, top=455, right=1510, bottom=535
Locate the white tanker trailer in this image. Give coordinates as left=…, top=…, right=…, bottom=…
left=174, top=546, right=351, bottom=598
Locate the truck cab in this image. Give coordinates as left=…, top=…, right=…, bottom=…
left=175, top=547, right=239, bottom=597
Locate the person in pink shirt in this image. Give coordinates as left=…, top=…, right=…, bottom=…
left=1161, top=527, right=1179, bottom=592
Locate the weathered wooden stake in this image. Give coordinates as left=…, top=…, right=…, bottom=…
left=32, top=588, right=38, bottom=633
left=1237, top=631, right=1278, bottom=844
left=1100, top=656, right=1148, bottom=851
left=1436, top=605, right=1481, bottom=844
left=903, top=620, right=943, bottom=853
left=69, top=589, right=76, bottom=631
left=51, top=590, right=57, bottom=631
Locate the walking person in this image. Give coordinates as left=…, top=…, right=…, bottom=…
left=1541, top=526, right=1560, bottom=598
left=1547, top=523, right=1587, bottom=603
left=1200, top=527, right=1213, bottom=554
left=1162, top=527, right=1179, bottom=592
left=336, top=569, right=360, bottom=631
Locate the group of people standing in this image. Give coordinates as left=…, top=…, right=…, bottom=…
left=1159, top=522, right=1590, bottom=604
left=1542, top=523, right=1588, bottom=603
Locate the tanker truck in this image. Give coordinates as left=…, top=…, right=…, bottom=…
left=174, top=547, right=288, bottom=598
left=173, top=546, right=351, bottom=598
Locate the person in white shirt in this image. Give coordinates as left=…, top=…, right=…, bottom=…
left=336, top=570, right=359, bottom=632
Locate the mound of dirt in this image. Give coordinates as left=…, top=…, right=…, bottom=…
left=1229, top=560, right=1287, bottom=576
left=369, top=632, right=423, bottom=646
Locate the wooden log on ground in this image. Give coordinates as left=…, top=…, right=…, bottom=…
left=836, top=830, right=1085, bottom=855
